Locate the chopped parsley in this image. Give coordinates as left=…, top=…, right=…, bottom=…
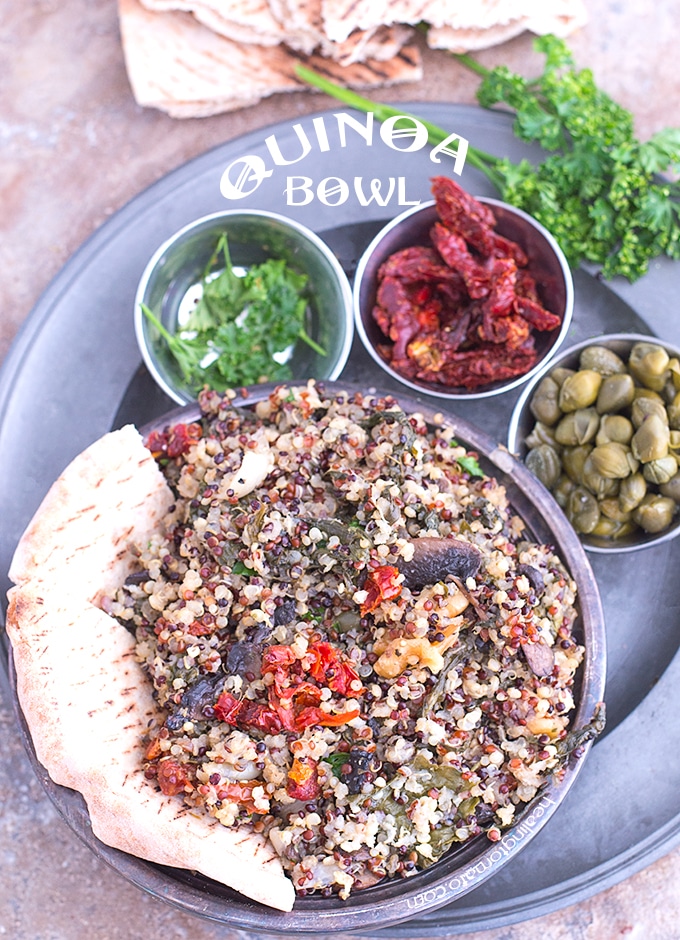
left=142, top=234, right=326, bottom=392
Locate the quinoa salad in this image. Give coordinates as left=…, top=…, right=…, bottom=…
left=106, top=381, right=589, bottom=900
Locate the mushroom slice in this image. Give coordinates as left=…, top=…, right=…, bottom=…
left=399, top=536, right=482, bottom=590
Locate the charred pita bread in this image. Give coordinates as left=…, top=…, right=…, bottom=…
left=118, top=0, right=421, bottom=119
left=6, top=424, right=296, bottom=912
left=139, top=0, right=318, bottom=52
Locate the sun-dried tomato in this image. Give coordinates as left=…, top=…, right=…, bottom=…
left=360, top=565, right=402, bottom=616
left=371, top=177, right=562, bottom=391
left=306, top=641, right=363, bottom=696
left=156, top=758, right=193, bottom=796
left=286, top=756, right=320, bottom=801
left=146, top=422, right=203, bottom=459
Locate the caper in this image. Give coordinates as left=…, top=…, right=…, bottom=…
left=631, top=414, right=670, bottom=462
left=595, top=414, right=633, bottom=446
left=642, top=455, right=678, bottom=485
left=562, top=444, right=593, bottom=483
left=660, top=472, right=680, bottom=504
left=566, top=487, right=601, bottom=534
left=631, top=396, right=668, bottom=429
left=599, top=498, right=633, bottom=523
left=581, top=454, right=620, bottom=499
left=590, top=442, right=638, bottom=479
left=525, top=444, right=561, bottom=490
left=669, top=430, right=680, bottom=455
left=667, top=392, right=680, bottom=430
left=553, top=474, right=576, bottom=508
left=633, top=494, right=677, bottom=533
left=525, top=421, right=559, bottom=449
left=558, top=370, right=603, bottom=412
left=618, top=472, right=647, bottom=513
left=668, top=358, right=680, bottom=392
left=628, top=341, right=670, bottom=391
left=579, top=345, right=627, bottom=375
left=554, top=408, right=599, bottom=446
left=530, top=375, right=562, bottom=426
left=596, top=372, right=635, bottom=414
left=590, top=517, right=636, bottom=539
left=550, top=366, right=575, bottom=388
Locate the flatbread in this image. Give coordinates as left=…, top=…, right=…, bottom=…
left=5, top=425, right=296, bottom=912
left=118, top=0, right=422, bottom=119
left=320, top=0, right=587, bottom=44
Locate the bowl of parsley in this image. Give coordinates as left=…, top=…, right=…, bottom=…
left=135, top=209, right=354, bottom=404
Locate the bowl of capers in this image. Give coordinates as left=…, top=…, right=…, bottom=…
left=507, top=333, right=680, bottom=553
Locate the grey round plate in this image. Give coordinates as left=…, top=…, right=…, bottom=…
left=1, top=103, right=680, bottom=936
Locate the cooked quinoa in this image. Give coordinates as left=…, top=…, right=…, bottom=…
left=105, top=381, right=586, bottom=899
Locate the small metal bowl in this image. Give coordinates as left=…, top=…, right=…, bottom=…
left=135, top=210, right=354, bottom=404
left=353, top=198, right=573, bottom=400
left=507, top=332, right=680, bottom=554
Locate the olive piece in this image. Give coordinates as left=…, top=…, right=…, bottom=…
left=525, top=421, right=559, bottom=449
left=561, top=444, right=593, bottom=483
left=628, top=341, right=670, bottom=392
left=554, top=408, right=600, bottom=446
left=642, top=454, right=678, bottom=485
left=595, top=414, right=633, bottom=446
left=596, top=372, right=635, bottom=414
left=590, top=442, right=638, bottom=479
left=579, top=345, right=627, bottom=376
left=660, top=472, right=680, bottom=504
left=633, top=494, right=677, bottom=533
left=530, top=375, right=562, bottom=426
left=631, top=414, right=670, bottom=463
left=630, top=396, right=668, bottom=429
left=525, top=444, right=562, bottom=490
left=558, top=370, right=603, bottom=412
left=566, top=487, right=601, bottom=534
left=618, top=472, right=647, bottom=513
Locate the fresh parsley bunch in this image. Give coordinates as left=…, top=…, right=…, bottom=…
left=297, top=36, right=680, bottom=282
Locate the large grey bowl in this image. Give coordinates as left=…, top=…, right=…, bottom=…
left=10, top=381, right=606, bottom=935
left=135, top=210, right=354, bottom=404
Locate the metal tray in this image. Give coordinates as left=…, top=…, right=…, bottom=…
left=1, top=103, right=680, bottom=935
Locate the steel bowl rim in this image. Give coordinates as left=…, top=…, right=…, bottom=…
left=352, top=198, right=574, bottom=401
left=507, top=331, right=680, bottom=554
left=134, top=208, right=355, bottom=405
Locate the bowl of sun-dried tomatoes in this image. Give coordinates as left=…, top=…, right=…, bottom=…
left=353, top=177, right=573, bottom=399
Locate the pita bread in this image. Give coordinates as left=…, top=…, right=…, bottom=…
left=119, top=0, right=421, bottom=119
left=6, top=425, right=295, bottom=912
left=320, top=0, right=587, bottom=44
left=139, top=0, right=318, bottom=52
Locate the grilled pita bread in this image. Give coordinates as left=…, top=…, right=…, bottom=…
left=119, top=0, right=421, bottom=118
left=320, top=0, right=587, bottom=44
left=6, top=424, right=296, bottom=912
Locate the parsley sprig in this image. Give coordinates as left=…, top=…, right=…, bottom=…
left=296, top=35, right=680, bottom=282
left=142, top=234, right=326, bottom=392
